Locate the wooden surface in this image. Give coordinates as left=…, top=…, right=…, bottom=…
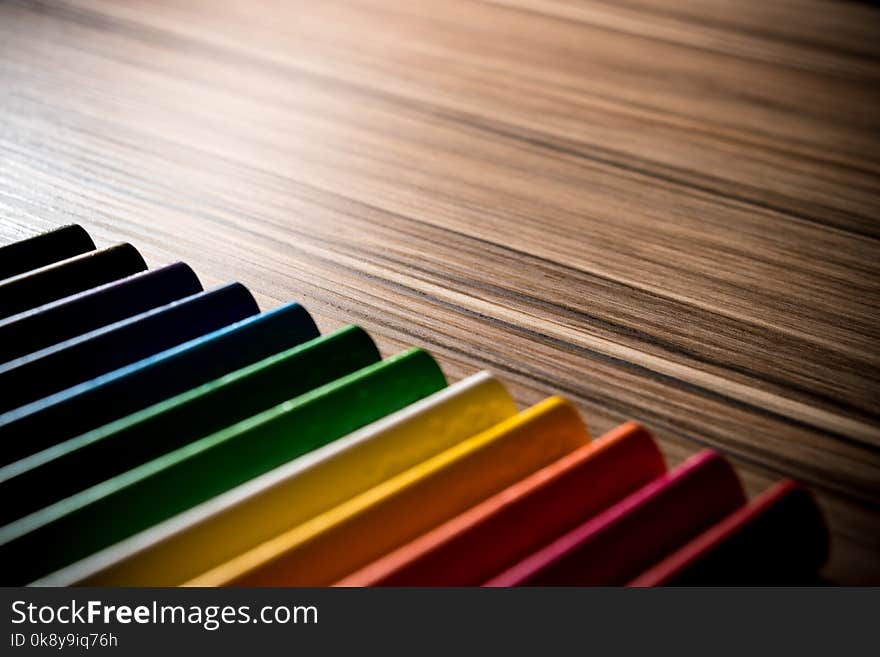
left=0, top=0, right=878, bottom=583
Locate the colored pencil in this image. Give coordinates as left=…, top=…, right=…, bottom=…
left=485, top=451, right=746, bottom=586
left=0, top=326, right=380, bottom=524
left=0, top=263, right=202, bottom=364
left=189, top=396, right=590, bottom=586
left=629, top=480, right=829, bottom=586
left=41, top=371, right=516, bottom=586
left=0, top=302, right=319, bottom=465
left=0, top=283, right=258, bottom=414
left=0, top=225, right=95, bottom=281
left=0, top=244, right=146, bottom=320
left=339, top=421, right=666, bottom=586
left=0, top=349, right=445, bottom=584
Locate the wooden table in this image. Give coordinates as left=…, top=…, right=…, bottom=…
left=1, top=0, right=878, bottom=584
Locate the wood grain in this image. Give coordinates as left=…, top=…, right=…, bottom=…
left=1, top=0, right=878, bottom=583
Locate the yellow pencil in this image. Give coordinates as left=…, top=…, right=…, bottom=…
left=189, top=396, right=590, bottom=586
left=38, top=371, right=516, bottom=586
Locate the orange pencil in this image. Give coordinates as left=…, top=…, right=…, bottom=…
left=337, top=421, right=665, bottom=586
left=188, top=397, right=589, bottom=586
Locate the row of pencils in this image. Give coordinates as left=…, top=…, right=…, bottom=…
left=0, top=224, right=829, bottom=586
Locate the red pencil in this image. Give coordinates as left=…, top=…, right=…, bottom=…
left=628, top=480, right=829, bottom=586
left=485, top=450, right=746, bottom=586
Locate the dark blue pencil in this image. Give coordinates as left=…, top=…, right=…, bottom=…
left=0, top=262, right=203, bottom=364
left=0, top=244, right=147, bottom=320
left=0, top=283, right=258, bottom=414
